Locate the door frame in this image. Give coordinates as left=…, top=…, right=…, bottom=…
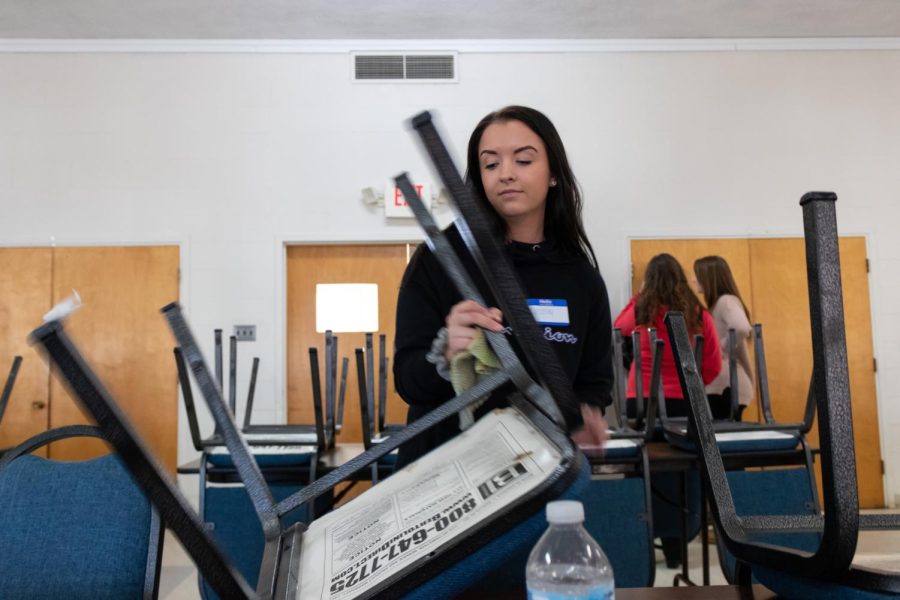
left=275, top=234, right=419, bottom=425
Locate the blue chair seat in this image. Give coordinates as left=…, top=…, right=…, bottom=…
left=205, top=446, right=316, bottom=468
left=666, top=424, right=800, bottom=453
left=0, top=453, right=153, bottom=599
left=603, top=438, right=642, bottom=459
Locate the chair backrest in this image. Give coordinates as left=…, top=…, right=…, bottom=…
left=628, top=329, right=664, bottom=437
left=727, top=328, right=739, bottom=419
left=336, top=355, right=348, bottom=433
left=354, top=347, right=374, bottom=451
left=174, top=346, right=207, bottom=451
left=753, top=323, right=817, bottom=433
left=610, top=329, right=627, bottom=429
left=377, top=333, right=391, bottom=432
left=0, top=355, right=23, bottom=426
left=306, top=346, right=330, bottom=451
left=242, top=356, right=260, bottom=429
left=666, top=192, right=900, bottom=596
left=0, top=425, right=163, bottom=600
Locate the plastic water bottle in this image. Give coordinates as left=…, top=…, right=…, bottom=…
left=526, top=500, right=614, bottom=600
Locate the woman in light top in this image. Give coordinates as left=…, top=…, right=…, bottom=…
left=693, top=255, right=755, bottom=421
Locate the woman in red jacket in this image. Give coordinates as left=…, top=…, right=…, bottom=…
left=614, top=253, right=724, bottom=419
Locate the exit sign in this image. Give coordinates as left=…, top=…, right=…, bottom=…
left=384, top=182, right=431, bottom=218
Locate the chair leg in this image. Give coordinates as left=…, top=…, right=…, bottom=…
left=734, top=559, right=753, bottom=586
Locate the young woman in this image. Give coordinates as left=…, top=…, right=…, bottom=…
left=614, top=253, right=723, bottom=419
left=393, top=105, right=614, bottom=468
left=693, top=255, right=755, bottom=421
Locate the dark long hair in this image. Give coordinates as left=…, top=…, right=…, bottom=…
left=465, top=105, right=598, bottom=268
left=636, top=253, right=704, bottom=332
left=693, top=255, right=751, bottom=321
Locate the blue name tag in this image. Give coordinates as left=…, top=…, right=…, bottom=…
left=527, top=299, right=570, bottom=326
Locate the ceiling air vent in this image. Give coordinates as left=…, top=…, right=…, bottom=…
left=352, top=52, right=457, bottom=83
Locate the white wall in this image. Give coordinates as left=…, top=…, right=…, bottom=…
left=1, top=46, right=898, bottom=504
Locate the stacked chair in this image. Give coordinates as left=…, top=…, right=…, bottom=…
left=353, top=333, right=401, bottom=484
left=628, top=310, right=822, bottom=585
left=29, top=111, right=596, bottom=599
left=577, top=329, right=658, bottom=587
left=667, top=191, right=900, bottom=598
left=174, top=332, right=333, bottom=598
left=711, top=323, right=821, bottom=584
left=622, top=327, right=706, bottom=584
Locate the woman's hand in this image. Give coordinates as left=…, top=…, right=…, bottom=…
left=570, top=404, right=608, bottom=450
left=444, top=300, right=504, bottom=362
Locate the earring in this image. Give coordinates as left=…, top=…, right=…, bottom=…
left=549, top=178, right=557, bottom=187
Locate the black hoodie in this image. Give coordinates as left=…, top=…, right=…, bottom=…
left=392, top=223, right=613, bottom=467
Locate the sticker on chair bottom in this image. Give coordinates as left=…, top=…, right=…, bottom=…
left=297, top=408, right=565, bottom=600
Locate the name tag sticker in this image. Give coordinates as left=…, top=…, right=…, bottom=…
left=527, top=299, right=570, bottom=326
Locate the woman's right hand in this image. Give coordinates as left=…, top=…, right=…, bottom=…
left=444, top=300, right=504, bottom=362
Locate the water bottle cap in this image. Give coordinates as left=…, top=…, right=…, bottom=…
left=546, top=500, right=584, bottom=524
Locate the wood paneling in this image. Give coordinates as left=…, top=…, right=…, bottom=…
left=286, top=244, right=410, bottom=443
left=48, top=246, right=180, bottom=472
left=748, top=237, right=882, bottom=508
left=630, top=239, right=754, bottom=316
left=630, top=237, right=883, bottom=507
left=0, top=248, right=52, bottom=453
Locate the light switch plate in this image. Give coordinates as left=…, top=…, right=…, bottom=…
left=234, top=325, right=256, bottom=341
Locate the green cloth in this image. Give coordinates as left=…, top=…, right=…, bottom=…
left=450, top=329, right=501, bottom=430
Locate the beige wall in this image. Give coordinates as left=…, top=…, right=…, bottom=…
left=1, top=46, right=898, bottom=504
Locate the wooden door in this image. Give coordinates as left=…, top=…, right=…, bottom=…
left=0, top=248, right=52, bottom=453
left=48, top=246, right=180, bottom=472
left=630, top=237, right=883, bottom=507
left=748, top=237, right=881, bottom=508
left=286, top=244, right=411, bottom=444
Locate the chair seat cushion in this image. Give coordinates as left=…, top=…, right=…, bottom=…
left=603, top=438, right=642, bottom=459
left=206, top=446, right=316, bottom=468
left=203, top=483, right=309, bottom=599
left=666, top=425, right=800, bottom=453
left=717, top=467, right=820, bottom=583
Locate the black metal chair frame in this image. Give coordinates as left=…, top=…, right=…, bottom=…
left=175, top=346, right=326, bottom=452
left=626, top=314, right=823, bottom=586
left=666, top=192, right=900, bottom=595
left=0, top=355, right=23, bottom=429
left=353, top=346, right=395, bottom=485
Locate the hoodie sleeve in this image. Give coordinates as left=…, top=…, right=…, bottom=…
left=393, top=245, right=457, bottom=408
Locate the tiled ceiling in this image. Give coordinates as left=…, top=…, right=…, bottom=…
left=2, top=0, right=900, bottom=40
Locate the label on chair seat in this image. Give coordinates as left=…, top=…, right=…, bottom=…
left=714, top=431, right=795, bottom=442
left=297, top=408, right=564, bottom=600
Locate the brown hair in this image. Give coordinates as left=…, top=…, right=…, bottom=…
left=693, top=255, right=751, bottom=321
left=636, top=253, right=704, bottom=332
left=465, top=105, right=598, bottom=269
